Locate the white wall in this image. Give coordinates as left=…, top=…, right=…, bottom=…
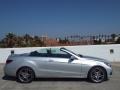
left=0, top=44, right=120, bottom=63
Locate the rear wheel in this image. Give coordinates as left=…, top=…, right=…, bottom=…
left=88, top=66, right=107, bottom=83
left=17, top=67, right=35, bottom=83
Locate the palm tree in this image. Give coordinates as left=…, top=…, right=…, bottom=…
left=23, top=34, right=33, bottom=47
left=33, top=36, right=44, bottom=47
left=5, top=33, right=16, bottom=47
left=111, top=34, right=116, bottom=42
left=98, top=34, right=101, bottom=40
left=104, top=34, right=107, bottom=42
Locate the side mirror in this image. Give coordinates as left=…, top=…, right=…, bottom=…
left=68, top=56, right=76, bottom=63
left=71, top=56, right=76, bottom=60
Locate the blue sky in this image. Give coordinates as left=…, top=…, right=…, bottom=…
left=0, top=0, right=120, bottom=38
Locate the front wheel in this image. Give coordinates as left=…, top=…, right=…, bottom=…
left=88, top=67, right=107, bottom=83
left=16, top=67, right=35, bottom=83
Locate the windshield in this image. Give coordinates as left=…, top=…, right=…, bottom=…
left=60, top=48, right=83, bottom=57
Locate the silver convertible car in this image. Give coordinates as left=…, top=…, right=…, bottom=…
left=4, top=47, right=112, bottom=83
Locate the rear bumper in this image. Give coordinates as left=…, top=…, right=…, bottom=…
left=4, top=64, right=16, bottom=77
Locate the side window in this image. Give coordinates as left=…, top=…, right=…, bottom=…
left=30, top=48, right=71, bottom=58
left=30, top=49, right=49, bottom=57
left=51, top=49, right=71, bottom=58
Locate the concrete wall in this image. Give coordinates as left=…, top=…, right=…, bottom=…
left=0, top=44, right=120, bottom=63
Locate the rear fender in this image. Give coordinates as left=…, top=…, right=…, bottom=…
left=17, top=60, right=38, bottom=77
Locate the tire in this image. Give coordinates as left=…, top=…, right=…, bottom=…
left=88, top=66, right=107, bottom=83
left=16, top=67, right=35, bottom=83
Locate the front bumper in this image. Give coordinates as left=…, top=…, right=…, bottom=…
left=107, top=67, right=112, bottom=79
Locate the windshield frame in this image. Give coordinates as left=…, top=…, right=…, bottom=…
left=60, top=48, right=81, bottom=58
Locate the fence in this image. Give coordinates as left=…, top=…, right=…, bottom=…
left=0, top=44, right=120, bottom=63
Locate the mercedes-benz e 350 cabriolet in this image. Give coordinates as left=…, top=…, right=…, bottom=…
left=4, top=47, right=112, bottom=83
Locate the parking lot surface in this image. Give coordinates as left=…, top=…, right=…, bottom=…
left=0, top=63, right=120, bottom=90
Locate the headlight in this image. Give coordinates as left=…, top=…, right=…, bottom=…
left=104, top=62, right=111, bottom=67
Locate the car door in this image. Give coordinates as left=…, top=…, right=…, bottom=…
left=47, top=57, right=82, bottom=77
left=32, top=48, right=82, bottom=77
left=42, top=48, right=82, bottom=77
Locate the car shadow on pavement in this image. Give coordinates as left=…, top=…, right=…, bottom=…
left=2, top=75, right=16, bottom=81
left=2, top=75, right=90, bottom=82
left=35, top=78, right=89, bottom=82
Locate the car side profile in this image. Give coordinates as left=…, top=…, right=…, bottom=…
left=4, top=47, right=112, bottom=83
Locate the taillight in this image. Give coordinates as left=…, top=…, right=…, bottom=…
left=6, top=60, right=13, bottom=64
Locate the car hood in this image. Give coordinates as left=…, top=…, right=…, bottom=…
left=81, top=55, right=110, bottom=63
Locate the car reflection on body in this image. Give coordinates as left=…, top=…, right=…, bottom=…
left=4, top=47, right=112, bottom=83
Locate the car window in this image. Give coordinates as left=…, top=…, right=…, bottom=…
left=50, top=48, right=71, bottom=58
left=30, top=48, right=49, bottom=57
left=51, top=48, right=66, bottom=54
left=30, top=48, right=71, bottom=58
left=37, top=48, right=48, bottom=53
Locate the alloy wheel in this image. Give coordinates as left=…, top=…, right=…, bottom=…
left=89, top=67, right=106, bottom=83
left=17, top=67, right=34, bottom=83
